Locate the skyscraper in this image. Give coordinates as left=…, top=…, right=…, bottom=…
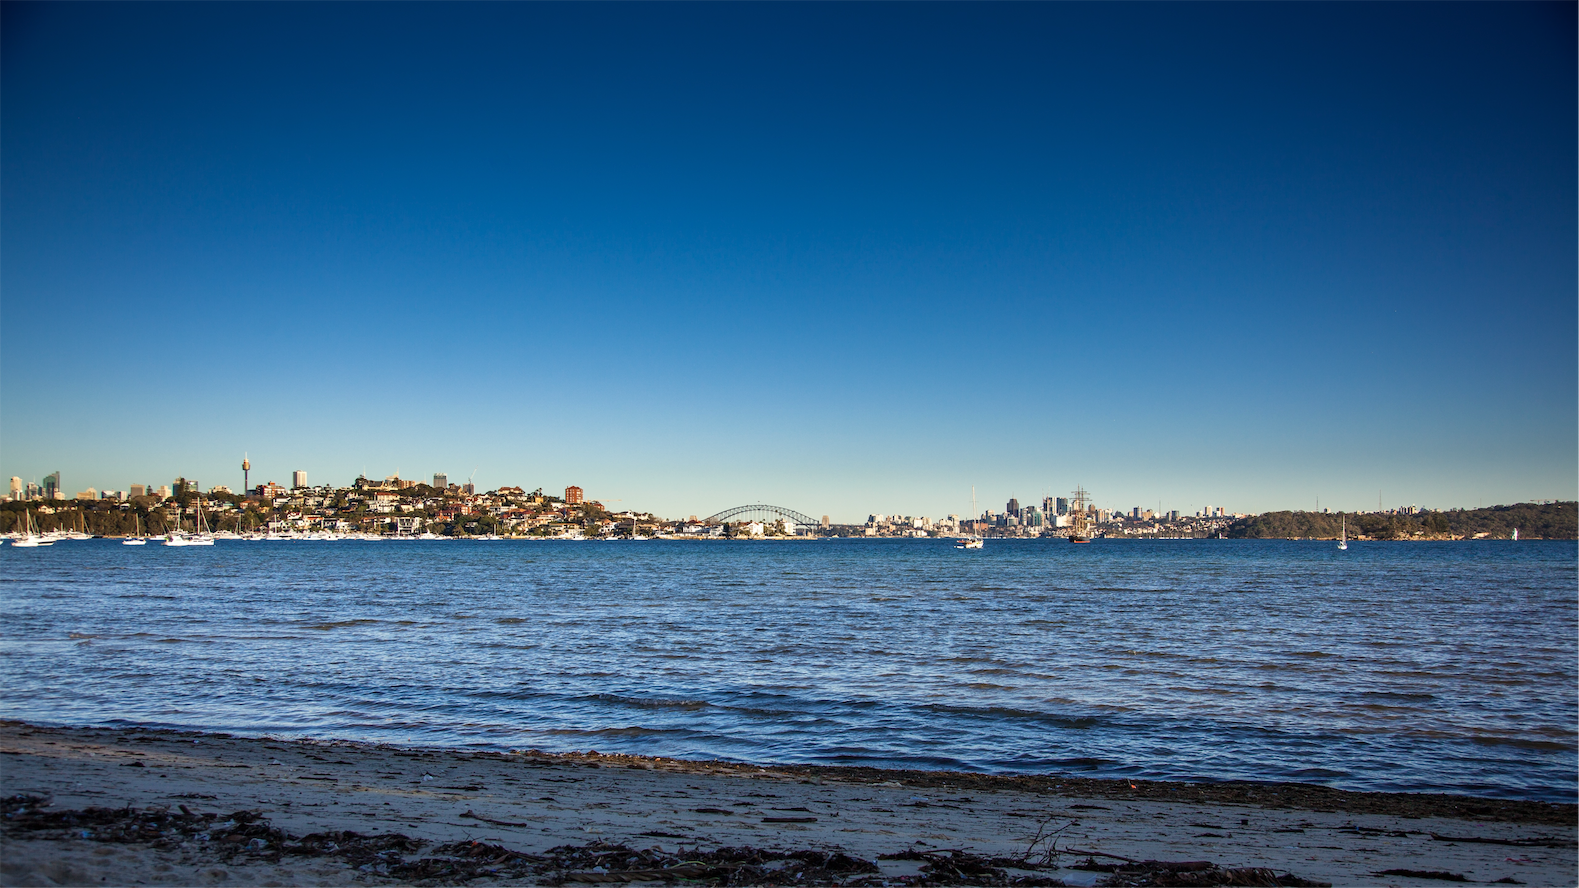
left=292, top=470, right=307, bottom=489
left=1006, top=497, right=1020, bottom=518
left=8, top=477, right=20, bottom=499
left=42, top=472, right=60, bottom=500
left=433, top=472, right=448, bottom=489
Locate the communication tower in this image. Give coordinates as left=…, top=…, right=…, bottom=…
left=242, top=454, right=251, bottom=494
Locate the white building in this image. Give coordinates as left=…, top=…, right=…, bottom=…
left=293, top=470, right=308, bottom=488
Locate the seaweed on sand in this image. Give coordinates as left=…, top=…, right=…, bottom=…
left=1, top=795, right=1330, bottom=887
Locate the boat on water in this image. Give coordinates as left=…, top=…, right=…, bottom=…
left=1068, top=486, right=1093, bottom=543
left=955, top=486, right=984, bottom=549
left=165, top=498, right=216, bottom=546
left=1512, top=528, right=1519, bottom=541
left=123, top=514, right=147, bottom=545
left=1338, top=514, right=1348, bottom=550
left=12, top=511, right=53, bottom=548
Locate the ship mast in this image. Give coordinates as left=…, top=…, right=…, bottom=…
left=1069, top=485, right=1091, bottom=542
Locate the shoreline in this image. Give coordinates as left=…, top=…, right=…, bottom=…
left=2, top=722, right=1573, bottom=886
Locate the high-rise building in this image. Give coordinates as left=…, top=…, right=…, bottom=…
left=433, top=473, right=448, bottom=490
left=42, top=472, right=60, bottom=500
left=8, top=477, right=20, bottom=499
left=565, top=486, right=584, bottom=505
left=1055, top=497, right=1069, bottom=516
left=1006, top=497, right=1020, bottom=518
left=130, top=484, right=147, bottom=498
left=157, top=485, right=172, bottom=499
left=292, top=470, right=308, bottom=489
left=24, top=482, right=41, bottom=499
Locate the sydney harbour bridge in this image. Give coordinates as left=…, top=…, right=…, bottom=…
left=703, top=503, right=823, bottom=532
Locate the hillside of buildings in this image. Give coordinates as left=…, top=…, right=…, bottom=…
left=3, top=474, right=1573, bottom=542
left=1223, top=502, right=1576, bottom=541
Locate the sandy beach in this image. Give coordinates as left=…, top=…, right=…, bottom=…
left=0, top=723, right=1572, bottom=887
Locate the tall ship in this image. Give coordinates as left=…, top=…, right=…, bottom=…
left=1068, top=486, right=1093, bottom=543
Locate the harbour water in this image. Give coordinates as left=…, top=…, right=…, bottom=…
left=1, top=539, right=1573, bottom=801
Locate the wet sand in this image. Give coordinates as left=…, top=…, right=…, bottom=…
left=1, top=722, right=1573, bottom=886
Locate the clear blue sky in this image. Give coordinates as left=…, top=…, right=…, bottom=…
left=4, top=2, right=1574, bottom=522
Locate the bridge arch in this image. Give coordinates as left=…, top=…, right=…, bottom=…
left=704, top=503, right=821, bottom=529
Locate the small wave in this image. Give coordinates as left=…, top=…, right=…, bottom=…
left=1289, top=767, right=1351, bottom=780
left=1469, top=736, right=1576, bottom=752
left=582, top=694, right=712, bottom=711
left=542, top=726, right=676, bottom=738
left=923, top=702, right=1103, bottom=729
left=303, top=619, right=382, bottom=630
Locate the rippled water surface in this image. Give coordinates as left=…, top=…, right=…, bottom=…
left=2, top=539, right=1574, bottom=800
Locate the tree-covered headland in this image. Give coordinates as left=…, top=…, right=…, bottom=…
left=1224, top=502, right=1575, bottom=540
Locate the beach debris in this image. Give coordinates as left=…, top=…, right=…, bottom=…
left=1069, top=856, right=1331, bottom=887
left=1015, top=815, right=1076, bottom=867
left=459, top=809, right=534, bottom=827
left=1372, top=870, right=1469, bottom=882
left=878, top=848, right=1065, bottom=885
left=0, top=796, right=1333, bottom=888
left=1429, top=832, right=1570, bottom=848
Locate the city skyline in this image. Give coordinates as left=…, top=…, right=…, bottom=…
left=5, top=460, right=1562, bottom=527
left=3, top=3, right=1574, bottom=522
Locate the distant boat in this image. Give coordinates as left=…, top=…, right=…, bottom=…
left=12, top=510, right=53, bottom=548
left=165, top=498, right=216, bottom=546
left=955, top=486, right=984, bottom=549
left=1512, top=528, right=1518, bottom=541
left=1338, top=515, right=1348, bottom=551
left=1068, top=486, right=1092, bottom=543
left=123, top=514, right=147, bottom=545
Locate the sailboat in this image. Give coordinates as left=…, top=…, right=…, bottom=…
left=189, top=497, right=215, bottom=545
left=1338, top=514, right=1348, bottom=550
left=123, top=513, right=147, bottom=545
left=1068, top=486, right=1092, bottom=543
left=1511, top=528, right=1519, bottom=541
left=12, top=510, right=53, bottom=547
left=955, top=487, right=984, bottom=549
left=165, top=498, right=216, bottom=546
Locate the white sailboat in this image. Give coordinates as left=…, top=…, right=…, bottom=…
left=955, top=487, right=984, bottom=549
left=123, top=513, right=147, bottom=545
left=1338, top=514, right=1348, bottom=550
left=12, top=510, right=53, bottom=547
left=189, top=498, right=215, bottom=545
left=165, top=498, right=215, bottom=546
left=1511, top=528, right=1518, bottom=541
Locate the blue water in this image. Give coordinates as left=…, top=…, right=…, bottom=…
left=1, top=539, right=1574, bottom=801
